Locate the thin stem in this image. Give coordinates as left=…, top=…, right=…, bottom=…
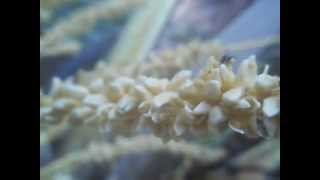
left=226, top=36, right=280, bottom=53
left=107, top=0, right=178, bottom=65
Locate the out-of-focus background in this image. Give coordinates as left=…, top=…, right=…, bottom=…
left=40, top=0, right=280, bottom=179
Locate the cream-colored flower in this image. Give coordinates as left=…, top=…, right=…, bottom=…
left=235, top=55, right=258, bottom=88
left=88, top=78, right=105, bottom=93
left=263, top=95, right=280, bottom=118
left=219, top=64, right=235, bottom=90
left=208, top=106, right=226, bottom=125
left=255, top=66, right=280, bottom=98
left=138, top=76, right=169, bottom=94
left=193, top=101, right=211, bottom=115
left=222, top=87, right=245, bottom=107
left=51, top=77, right=89, bottom=100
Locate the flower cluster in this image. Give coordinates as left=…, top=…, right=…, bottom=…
left=40, top=0, right=145, bottom=58
left=41, top=55, right=280, bottom=142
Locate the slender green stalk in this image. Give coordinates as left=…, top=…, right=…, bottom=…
left=107, top=0, right=178, bottom=65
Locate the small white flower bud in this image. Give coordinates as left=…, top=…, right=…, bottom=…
left=263, top=96, right=280, bottom=117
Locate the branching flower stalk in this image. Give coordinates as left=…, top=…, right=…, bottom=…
left=40, top=0, right=145, bottom=59
left=40, top=40, right=82, bottom=58
left=41, top=41, right=225, bottom=145
left=40, top=0, right=76, bottom=24
left=40, top=135, right=226, bottom=179
left=74, top=36, right=279, bottom=87
left=40, top=55, right=280, bottom=142
left=75, top=40, right=225, bottom=87
left=40, top=0, right=76, bottom=10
